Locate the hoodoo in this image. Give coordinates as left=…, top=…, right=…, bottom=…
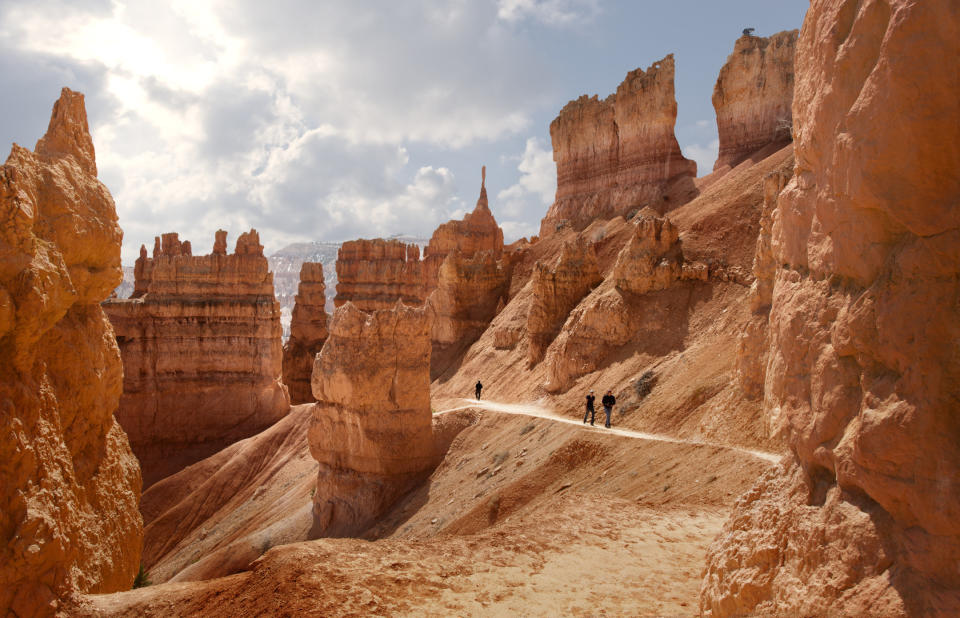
left=103, top=229, right=290, bottom=488
left=282, top=262, right=329, bottom=404
left=702, top=1, right=960, bottom=615
left=425, top=168, right=512, bottom=378
left=0, top=89, right=142, bottom=613
left=309, top=302, right=435, bottom=537
left=540, top=55, right=697, bottom=236
left=712, top=30, right=797, bottom=171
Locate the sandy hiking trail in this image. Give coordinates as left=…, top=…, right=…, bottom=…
left=438, top=398, right=780, bottom=463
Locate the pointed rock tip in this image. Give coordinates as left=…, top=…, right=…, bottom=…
left=35, top=87, right=97, bottom=176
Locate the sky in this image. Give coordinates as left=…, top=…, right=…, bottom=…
left=0, top=0, right=807, bottom=264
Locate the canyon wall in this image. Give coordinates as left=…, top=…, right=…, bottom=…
left=282, top=262, right=328, bottom=404
left=702, top=1, right=960, bottom=615
left=334, top=239, right=425, bottom=311
left=308, top=302, right=434, bottom=537
left=526, top=239, right=602, bottom=366
left=712, top=30, right=797, bottom=171
left=0, top=89, right=142, bottom=614
left=540, top=55, right=697, bottom=236
left=103, top=229, right=289, bottom=488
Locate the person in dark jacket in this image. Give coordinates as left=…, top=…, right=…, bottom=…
left=601, top=390, right=616, bottom=428
left=475, top=380, right=483, bottom=400
left=583, top=390, right=596, bottom=425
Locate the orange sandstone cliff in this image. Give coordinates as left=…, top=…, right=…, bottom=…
left=103, top=229, right=290, bottom=488
left=526, top=238, right=602, bottom=366
left=333, top=239, right=425, bottom=311
left=308, top=302, right=435, bottom=537
left=701, top=0, right=960, bottom=614
left=282, top=262, right=328, bottom=404
left=425, top=169, right=512, bottom=379
left=540, top=55, right=697, bottom=236
left=712, top=30, right=797, bottom=172
left=0, top=89, right=142, bottom=614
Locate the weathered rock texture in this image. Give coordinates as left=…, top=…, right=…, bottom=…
left=309, top=302, right=434, bottom=537
left=712, top=31, right=798, bottom=171
left=103, top=229, right=290, bottom=488
left=334, top=239, right=424, bottom=311
left=612, top=213, right=683, bottom=296
left=423, top=166, right=504, bottom=291
left=0, top=89, right=142, bottom=614
left=544, top=213, right=700, bottom=393
left=735, top=168, right=791, bottom=401
left=540, top=55, right=696, bottom=236
left=702, top=1, right=960, bottom=615
left=527, top=239, right=601, bottom=365
left=425, top=168, right=512, bottom=378
left=282, top=262, right=328, bottom=404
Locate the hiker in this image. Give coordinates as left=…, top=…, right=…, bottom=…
left=475, top=380, right=483, bottom=400
left=601, top=390, right=616, bottom=428
left=583, top=390, right=596, bottom=425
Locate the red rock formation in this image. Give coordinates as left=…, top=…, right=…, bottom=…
left=103, top=229, right=290, bottom=488
left=712, top=31, right=797, bottom=171
left=429, top=250, right=511, bottom=379
left=423, top=166, right=504, bottom=291
left=282, top=263, right=328, bottom=404
left=544, top=213, right=701, bottom=393
left=309, top=302, right=434, bottom=537
left=526, top=239, right=602, bottom=365
left=333, top=239, right=424, bottom=311
left=540, top=55, right=697, bottom=236
left=702, top=1, right=960, bottom=615
left=735, top=168, right=791, bottom=401
left=0, top=89, right=142, bottom=614
left=612, top=213, right=683, bottom=296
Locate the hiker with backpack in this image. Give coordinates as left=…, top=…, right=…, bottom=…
left=475, top=380, right=483, bottom=400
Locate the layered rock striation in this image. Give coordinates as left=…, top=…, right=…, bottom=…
left=282, top=263, right=328, bottom=404
left=103, top=229, right=290, bottom=488
left=540, top=55, right=697, bottom=236
left=423, top=166, right=504, bottom=291
left=702, top=1, right=960, bottom=615
left=309, top=302, right=434, bottom=537
left=334, top=239, right=425, bottom=311
left=1, top=89, right=142, bottom=614
left=425, top=168, right=512, bottom=378
left=526, top=239, right=602, bottom=366
left=712, top=30, right=798, bottom=171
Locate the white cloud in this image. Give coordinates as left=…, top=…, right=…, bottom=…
left=496, top=0, right=600, bottom=26
left=495, top=137, right=555, bottom=221
left=682, top=138, right=719, bottom=177
left=500, top=219, right=539, bottom=243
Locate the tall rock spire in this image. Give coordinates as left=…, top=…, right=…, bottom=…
left=34, top=87, right=97, bottom=176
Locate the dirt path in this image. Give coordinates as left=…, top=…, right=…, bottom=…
left=436, top=398, right=781, bottom=463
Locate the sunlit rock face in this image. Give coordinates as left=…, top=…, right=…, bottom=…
left=423, top=166, right=504, bottom=293
left=282, top=262, right=329, bottom=404
left=103, top=229, right=290, bottom=488
left=712, top=30, right=798, bottom=171
left=526, top=238, right=602, bottom=366
left=540, top=55, right=697, bottom=237
left=0, top=88, right=142, bottom=615
left=702, top=1, right=960, bottom=615
left=308, top=301, right=434, bottom=537
left=334, top=239, right=425, bottom=311
left=424, top=168, right=511, bottom=379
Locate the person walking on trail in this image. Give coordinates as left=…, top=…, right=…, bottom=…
left=583, top=390, right=596, bottom=425
left=601, top=390, right=616, bottom=428
left=475, top=380, right=483, bottom=400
